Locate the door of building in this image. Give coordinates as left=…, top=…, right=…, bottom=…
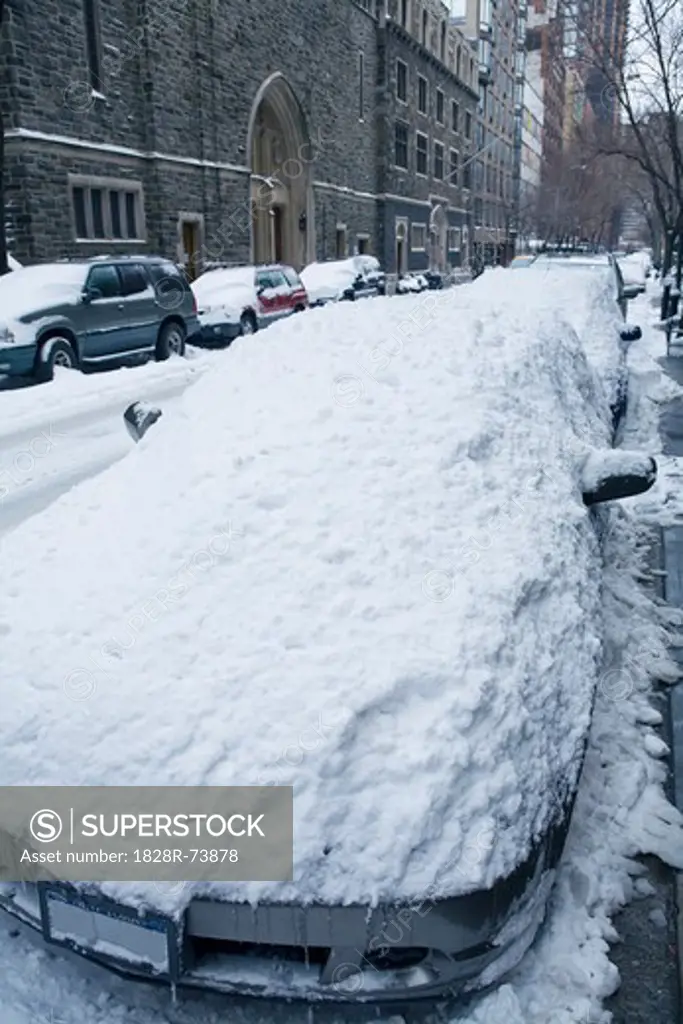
left=181, top=220, right=201, bottom=280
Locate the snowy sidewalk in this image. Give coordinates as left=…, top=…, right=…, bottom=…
left=652, top=350, right=683, bottom=1006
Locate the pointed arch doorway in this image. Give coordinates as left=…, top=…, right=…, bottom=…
left=248, top=74, right=314, bottom=269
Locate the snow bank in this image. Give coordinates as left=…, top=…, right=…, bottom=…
left=0, top=270, right=620, bottom=914
left=0, top=349, right=219, bottom=443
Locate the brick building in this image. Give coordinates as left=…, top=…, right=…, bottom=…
left=1, top=0, right=477, bottom=276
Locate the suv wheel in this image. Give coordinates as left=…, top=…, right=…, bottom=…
left=240, top=312, right=257, bottom=335
left=34, top=337, right=78, bottom=383
left=155, top=321, right=186, bottom=361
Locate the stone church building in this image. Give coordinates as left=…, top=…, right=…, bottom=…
left=2, top=0, right=478, bottom=275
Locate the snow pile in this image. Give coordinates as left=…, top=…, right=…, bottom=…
left=1, top=271, right=615, bottom=915
left=620, top=290, right=683, bottom=524
left=464, top=506, right=683, bottom=1023
left=0, top=347, right=218, bottom=443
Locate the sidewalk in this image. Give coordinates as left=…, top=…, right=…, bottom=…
left=652, top=352, right=683, bottom=1017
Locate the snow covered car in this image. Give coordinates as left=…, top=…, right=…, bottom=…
left=616, top=252, right=649, bottom=294
left=191, top=264, right=308, bottom=345
left=396, top=273, right=429, bottom=294
left=519, top=254, right=643, bottom=432
left=0, top=257, right=198, bottom=382
left=0, top=271, right=656, bottom=1006
left=301, top=256, right=384, bottom=306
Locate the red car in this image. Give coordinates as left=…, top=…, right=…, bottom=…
left=191, top=263, right=309, bottom=345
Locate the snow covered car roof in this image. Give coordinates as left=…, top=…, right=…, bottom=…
left=1, top=270, right=618, bottom=914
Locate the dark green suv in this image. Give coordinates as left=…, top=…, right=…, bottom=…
left=0, top=256, right=199, bottom=383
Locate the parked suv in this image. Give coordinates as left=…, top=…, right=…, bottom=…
left=0, top=256, right=198, bottom=383
left=191, top=264, right=309, bottom=346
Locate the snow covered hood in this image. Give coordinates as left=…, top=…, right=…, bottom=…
left=0, top=263, right=86, bottom=331
left=1, top=272, right=617, bottom=910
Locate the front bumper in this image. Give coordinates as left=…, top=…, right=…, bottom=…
left=194, top=321, right=243, bottom=347
left=0, top=343, right=37, bottom=378
left=0, top=806, right=570, bottom=1005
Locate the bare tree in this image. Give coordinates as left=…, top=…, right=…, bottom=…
left=566, top=0, right=683, bottom=319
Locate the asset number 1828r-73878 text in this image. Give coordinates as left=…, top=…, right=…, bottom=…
left=132, top=849, right=239, bottom=863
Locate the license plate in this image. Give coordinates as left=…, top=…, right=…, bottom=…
left=38, top=882, right=179, bottom=979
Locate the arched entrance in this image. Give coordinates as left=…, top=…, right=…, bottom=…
left=429, top=204, right=448, bottom=272
left=248, top=74, right=313, bottom=269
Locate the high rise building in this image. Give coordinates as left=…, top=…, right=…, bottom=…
left=451, top=0, right=520, bottom=263
left=562, top=0, right=629, bottom=138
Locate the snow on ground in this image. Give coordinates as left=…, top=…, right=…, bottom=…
left=621, top=285, right=683, bottom=523
left=1, top=278, right=682, bottom=1023
left=0, top=345, right=219, bottom=443
left=0, top=349, right=223, bottom=537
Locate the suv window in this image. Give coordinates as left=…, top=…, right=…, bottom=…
left=87, top=264, right=121, bottom=299
left=147, top=262, right=188, bottom=309
left=118, top=264, right=150, bottom=296
left=281, top=266, right=302, bottom=288
left=147, top=262, right=186, bottom=287
left=257, top=269, right=287, bottom=291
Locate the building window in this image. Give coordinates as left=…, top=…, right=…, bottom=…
left=358, top=52, right=365, bottom=121
left=449, top=148, right=459, bottom=185
left=357, top=234, right=370, bottom=254
left=451, top=100, right=459, bottom=132
left=411, top=223, right=427, bottom=251
left=465, top=110, right=472, bottom=139
left=83, top=0, right=103, bottom=92
left=395, top=121, right=409, bottom=168
left=440, top=21, right=447, bottom=61
left=436, top=89, right=445, bottom=124
left=422, top=9, right=428, bottom=45
left=416, top=132, right=428, bottom=175
left=400, top=0, right=409, bottom=27
left=448, top=227, right=461, bottom=251
left=463, top=160, right=472, bottom=189
left=397, top=59, right=408, bottom=102
left=418, top=75, right=428, bottom=114
left=336, top=225, right=348, bottom=258
left=434, top=141, right=444, bottom=180
left=70, top=176, right=145, bottom=240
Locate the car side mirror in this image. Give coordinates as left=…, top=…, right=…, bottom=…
left=622, top=283, right=642, bottom=301
left=620, top=324, right=642, bottom=343
left=581, top=450, right=657, bottom=506
left=82, top=287, right=102, bottom=303
left=124, top=401, right=162, bottom=443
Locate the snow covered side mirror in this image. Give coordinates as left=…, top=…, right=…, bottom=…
left=620, top=324, right=642, bottom=344
left=124, top=401, right=162, bottom=443
left=581, top=451, right=657, bottom=506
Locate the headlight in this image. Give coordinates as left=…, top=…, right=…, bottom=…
left=0, top=327, right=16, bottom=347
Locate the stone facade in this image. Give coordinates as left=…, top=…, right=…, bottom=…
left=2, top=0, right=479, bottom=275
left=378, top=1, right=479, bottom=272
